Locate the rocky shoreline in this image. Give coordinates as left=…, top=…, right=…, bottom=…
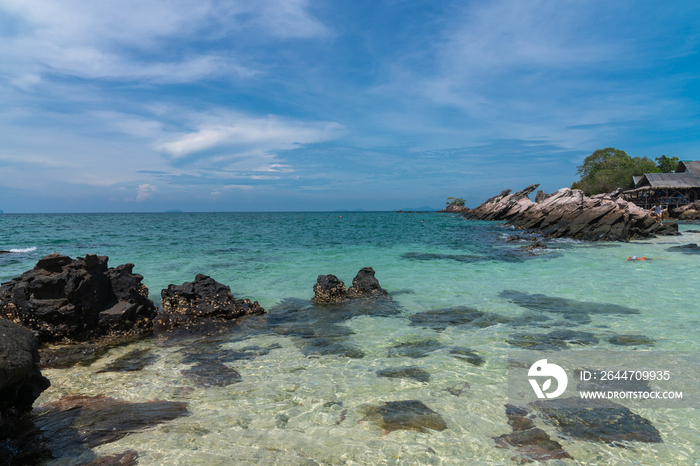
left=464, top=184, right=680, bottom=241
left=0, top=254, right=399, bottom=463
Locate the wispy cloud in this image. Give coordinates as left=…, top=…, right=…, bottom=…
left=0, top=0, right=328, bottom=85
left=155, top=112, right=344, bottom=171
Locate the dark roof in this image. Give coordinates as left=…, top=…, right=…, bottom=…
left=635, top=172, right=700, bottom=189
left=676, top=161, right=700, bottom=177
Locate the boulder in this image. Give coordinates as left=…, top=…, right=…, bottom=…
left=671, top=200, right=700, bottom=217
left=0, top=254, right=157, bottom=344
left=346, top=267, right=390, bottom=299
left=157, top=274, right=264, bottom=329
left=465, top=186, right=680, bottom=241
left=0, top=319, right=50, bottom=434
left=312, top=274, right=347, bottom=303
left=679, top=209, right=700, bottom=220
left=312, top=268, right=390, bottom=303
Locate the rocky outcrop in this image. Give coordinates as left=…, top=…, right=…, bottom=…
left=0, top=319, right=50, bottom=434
left=156, top=274, right=265, bottom=329
left=312, top=267, right=390, bottom=303
left=347, top=267, right=389, bottom=299
left=0, top=254, right=157, bottom=344
left=440, top=204, right=470, bottom=213
left=679, top=209, right=700, bottom=220
left=312, top=274, right=347, bottom=303
left=465, top=185, right=680, bottom=241
left=671, top=200, right=700, bottom=218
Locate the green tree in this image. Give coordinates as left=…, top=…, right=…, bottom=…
left=655, top=155, right=679, bottom=173
left=446, top=197, right=465, bottom=206
left=572, top=147, right=660, bottom=195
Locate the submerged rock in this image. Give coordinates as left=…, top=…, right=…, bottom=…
left=532, top=397, right=662, bottom=444
left=410, top=306, right=510, bottom=331
left=447, top=348, right=485, bottom=366
left=158, top=274, right=265, bottom=329
left=0, top=319, right=51, bottom=434
left=38, top=336, right=147, bottom=370
left=181, top=360, right=242, bottom=387
left=361, top=400, right=447, bottom=434
left=667, top=243, right=700, bottom=254
left=376, top=366, right=431, bottom=382
left=500, top=290, right=639, bottom=324
left=493, top=404, right=573, bottom=462
left=96, top=348, right=160, bottom=373
left=608, top=334, right=655, bottom=346
left=2, top=395, right=187, bottom=464
left=388, top=339, right=442, bottom=359
left=507, top=330, right=599, bottom=351
left=0, top=254, right=157, bottom=344
left=387, top=339, right=483, bottom=365
left=465, top=185, right=680, bottom=241
left=401, top=252, right=486, bottom=263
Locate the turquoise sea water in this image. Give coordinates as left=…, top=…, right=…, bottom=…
left=1, top=212, right=699, bottom=465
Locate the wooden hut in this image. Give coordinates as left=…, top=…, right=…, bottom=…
left=623, top=169, right=700, bottom=209
left=676, top=161, right=700, bottom=177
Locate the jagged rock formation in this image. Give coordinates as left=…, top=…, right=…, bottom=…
left=465, top=185, right=679, bottom=241
left=440, top=204, right=470, bottom=213
left=157, top=274, right=265, bottom=329
left=312, top=274, right=347, bottom=303
left=0, top=319, right=50, bottom=434
left=534, top=190, right=550, bottom=203
left=0, top=254, right=157, bottom=343
left=346, top=267, right=389, bottom=299
left=312, top=267, right=390, bottom=303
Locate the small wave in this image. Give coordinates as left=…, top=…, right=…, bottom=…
left=9, top=247, right=37, bottom=253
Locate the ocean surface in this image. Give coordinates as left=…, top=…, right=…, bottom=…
left=1, top=212, right=699, bottom=465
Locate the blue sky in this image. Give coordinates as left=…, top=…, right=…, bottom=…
left=1, top=0, right=699, bottom=212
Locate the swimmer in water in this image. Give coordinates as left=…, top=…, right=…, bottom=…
left=627, top=256, right=648, bottom=261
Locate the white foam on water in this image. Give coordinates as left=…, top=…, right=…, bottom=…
left=8, top=247, right=37, bottom=253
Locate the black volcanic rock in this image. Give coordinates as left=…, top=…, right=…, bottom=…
left=157, top=274, right=265, bottom=329
left=312, top=274, right=347, bottom=303
left=0, top=319, right=50, bottom=434
left=0, top=254, right=157, bottom=344
left=465, top=186, right=680, bottom=241
left=312, top=268, right=390, bottom=303
left=346, top=267, right=390, bottom=299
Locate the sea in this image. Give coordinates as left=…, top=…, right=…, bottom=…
left=1, top=212, right=699, bottom=465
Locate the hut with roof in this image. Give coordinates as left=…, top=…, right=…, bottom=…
left=623, top=160, right=700, bottom=209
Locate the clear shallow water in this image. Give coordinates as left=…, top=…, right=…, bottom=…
left=1, top=212, right=700, bottom=465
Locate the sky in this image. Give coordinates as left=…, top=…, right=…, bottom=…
left=1, top=0, right=699, bottom=212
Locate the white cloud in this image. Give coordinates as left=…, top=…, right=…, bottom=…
left=155, top=112, right=344, bottom=165
left=135, top=183, right=157, bottom=202
left=0, top=0, right=328, bottom=85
